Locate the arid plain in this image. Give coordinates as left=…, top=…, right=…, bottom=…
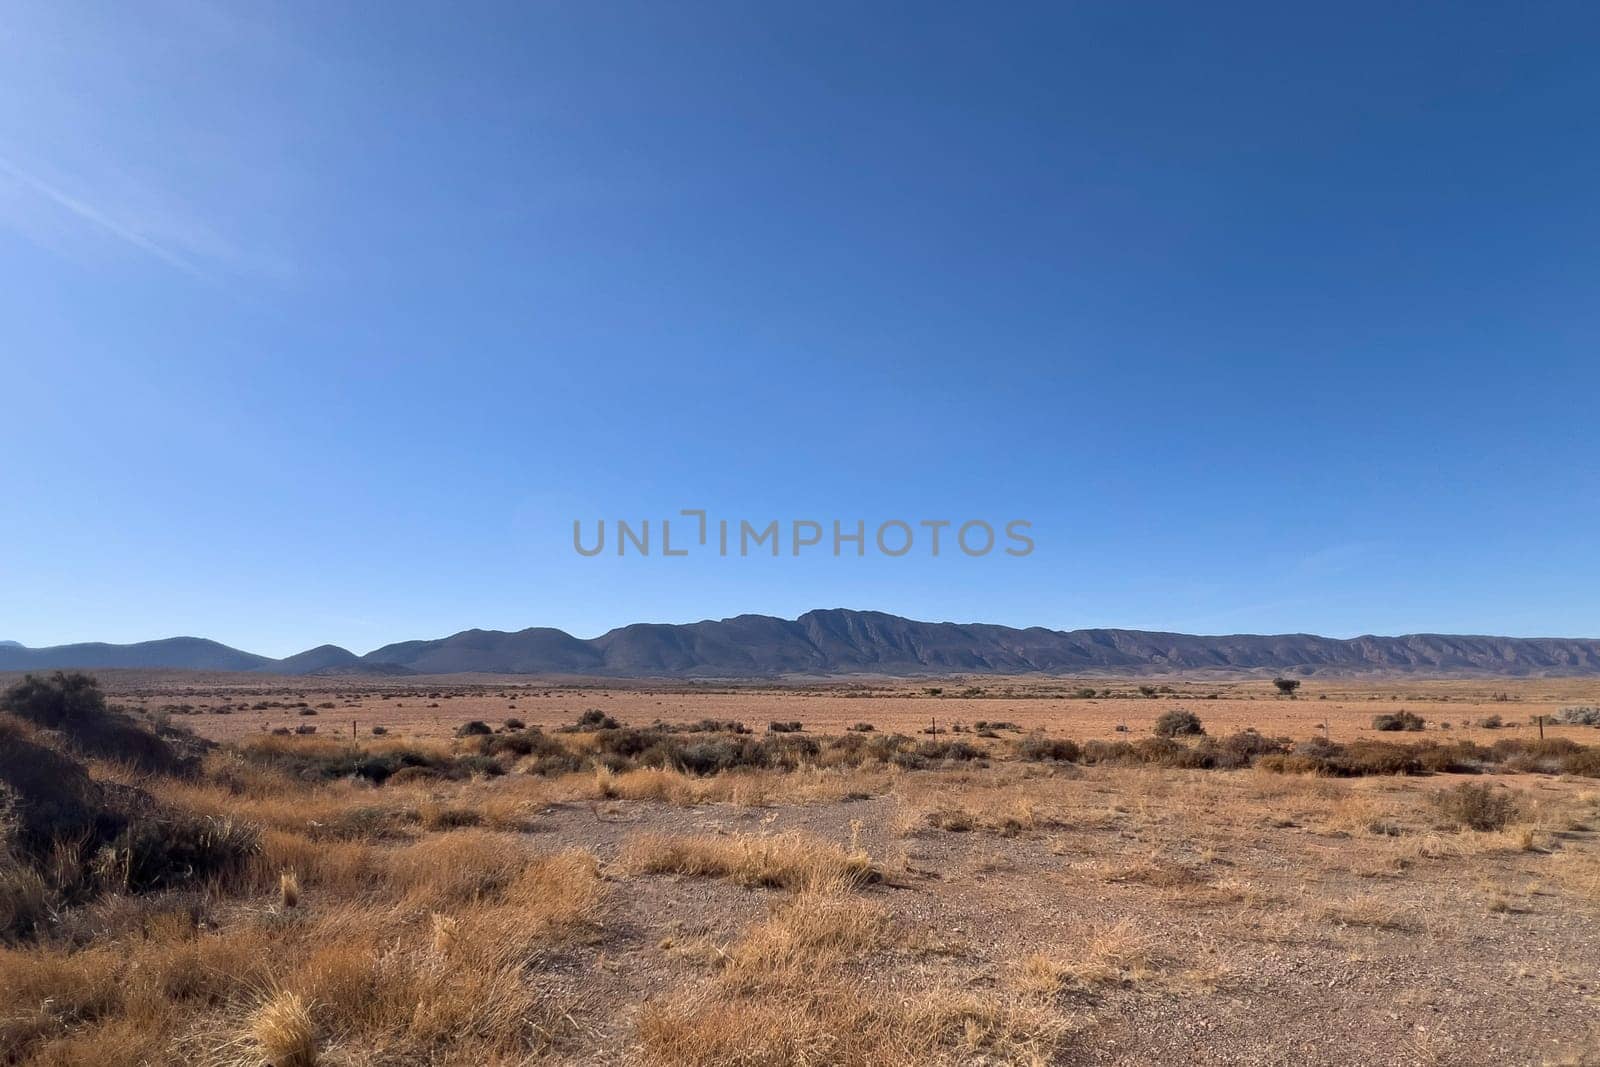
left=90, top=671, right=1600, bottom=746
left=5, top=670, right=1600, bottom=1066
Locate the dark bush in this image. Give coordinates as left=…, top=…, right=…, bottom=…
left=1329, top=741, right=1421, bottom=777
left=1414, top=741, right=1488, bottom=774
left=1082, top=739, right=1136, bottom=764
left=1560, top=748, right=1600, bottom=777
left=576, top=709, right=620, bottom=730
left=1017, top=736, right=1081, bottom=762
left=915, top=740, right=983, bottom=762
left=1, top=672, right=188, bottom=775
left=503, top=718, right=526, bottom=730
left=1132, top=736, right=1212, bottom=769
left=848, top=722, right=876, bottom=732
left=485, top=731, right=558, bottom=762
left=590, top=728, right=667, bottom=760
left=454, top=754, right=505, bottom=778
left=1372, top=711, right=1425, bottom=732
left=759, top=734, right=822, bottom=769
left=523, top=750, right=584, bottom=777
left=0, top=716, right=123, bottom=857
left=1255, top=754, right=1325, bottom=775
left=1153, top=708, right=1205, bottom=738
left=97, top=810, right=259, bottom=893
left=1215, top=729, right=1291, bottom=766
left=768, top=721, right=804, bottom=733
left=455, top=720, right=492, bottom=737
left=681, top=719, right=751, bottom=734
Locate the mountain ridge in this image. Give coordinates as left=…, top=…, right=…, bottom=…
left=4, top=609, right=1600, bottom=677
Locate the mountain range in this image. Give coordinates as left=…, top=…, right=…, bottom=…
left=4, top=609, right=1600, bottom=677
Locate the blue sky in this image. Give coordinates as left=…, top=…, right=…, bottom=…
left=3, top=1, right=1598, bottom=657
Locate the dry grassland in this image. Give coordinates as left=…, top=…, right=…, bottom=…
left=5, top=673, right=1600, bottom=1064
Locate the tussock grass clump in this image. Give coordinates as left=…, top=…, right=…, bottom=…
left=621, top=831, right=879, bottom=891
left=636, top=984, right=1068, bottom=1067
left=719, top=886, right=890, bottom=992
left=247, top=989, right=319, bottom=1067
left=1013, top=920, right=1157, bottom=993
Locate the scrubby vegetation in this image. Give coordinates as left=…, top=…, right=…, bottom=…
left=1153, top=708, right=1205, bottom=738
left=1432, top=782, right=1518, bottom=831
left=7, top=672, right=1600, bottom=1063
left=1372, top=710, right=1425, bottom=731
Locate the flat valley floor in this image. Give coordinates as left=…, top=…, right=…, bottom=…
left=89, top=671, right=1600, bottom=747
left=5, top=673, right=1600, bottom=1065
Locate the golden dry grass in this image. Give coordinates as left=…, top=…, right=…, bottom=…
left=10, top=686, right=1600, bottom=1065
left=620, top=830, right=880, bottom=891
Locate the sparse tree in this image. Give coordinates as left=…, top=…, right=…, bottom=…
left=1272, top=677, right=1301, bottom=698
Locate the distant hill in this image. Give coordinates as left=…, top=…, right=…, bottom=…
left=5, top=610, right=1600, bottom=677
left=0, top=637, right=274, bottom=673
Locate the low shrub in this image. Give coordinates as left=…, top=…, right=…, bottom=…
left=1329, top=741, right=1421, bottom=777
left=767, top=721, right=804, bottom=734
left=1153, top=709, right=1205, bottom=738
left=1432, top=782, right=1517, bottom=831
left=575, top=709, right=620, bottom=731
left=914, top=740, right=983, bottom=763
left=2, top=672, right=191, bottom=775
left=1017, top=736, right=1080, bottom=762
left=1372, top=711, right=1425, bottom=732
left=1213, top=729, right=1291, bottom=766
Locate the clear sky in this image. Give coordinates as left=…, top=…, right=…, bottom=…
left=3, top=2, right=1598, bottom=657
